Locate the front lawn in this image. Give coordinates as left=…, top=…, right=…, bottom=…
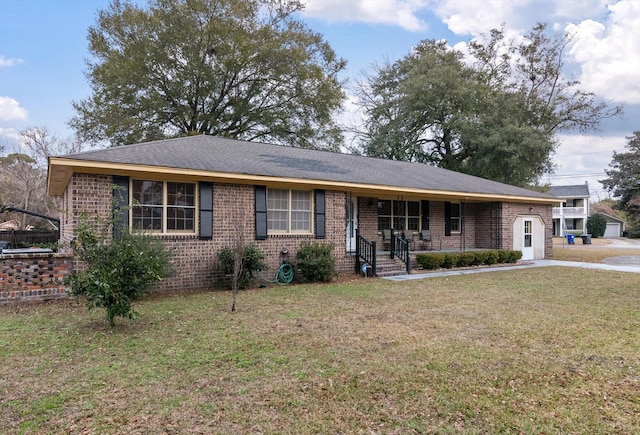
left=1, top=268, right=639, bottom=433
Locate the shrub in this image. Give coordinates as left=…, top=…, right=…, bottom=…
left=296, top=241, right=336, bottom=282
left=484, top=250, right=499, bottom=265
left=456, top=252, right=476, bottom=267
left=65, top=216, right=174, bottom=326
left=508, top=250, right=523, bottom=263
left=442, top=253, right=458, bottom=269
left=626, top=222, right=640, bottom=239
left=416, top=253, right=444, bottom=270
left=217, top=244, right=268, bottom=289
left=496, top=250, right=510, bottom=264
left=473, top=251, right=489, bottom=265
left=587, top=213, right=607, bottom=238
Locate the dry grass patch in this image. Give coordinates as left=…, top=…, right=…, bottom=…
left=1, top=268, right=639, bottom=434
left=552, top=237, right=640, bottom=263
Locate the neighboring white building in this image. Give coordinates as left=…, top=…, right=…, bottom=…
left=549, top=184, right=590, bottom=236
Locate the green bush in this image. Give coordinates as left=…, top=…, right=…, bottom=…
left=508, top=250, right=523, bottom=263
left=442, top=253, right=457, bottom=269
left=65, top=216, right=174, bottom=326
left=217, top=244, right=268, bottom=289
left=416, top=250, right=521, bottom=270
left=626, top=222, right=640, bottom=239
left=456, top=252, right=476, bottom=267
left=296, top=241, right=336, bottom=282
left=496, top=250, right=510, bottom=264
left=484, top=250, right=499, bottom=265
left=416, top=253, right=444, bottom=270
left=587, top=213, right=607, bottom=238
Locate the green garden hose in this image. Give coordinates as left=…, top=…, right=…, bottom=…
left=259, top=262, right=294, bottom=285
left=275, top=262, right=294, bottom=284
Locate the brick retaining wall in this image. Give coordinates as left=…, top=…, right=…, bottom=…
left=0, top=253, right=73, bottom=303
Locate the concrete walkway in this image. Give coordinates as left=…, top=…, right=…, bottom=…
left=383, top=259, right=640, bottom=282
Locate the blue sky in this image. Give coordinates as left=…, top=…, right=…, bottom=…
left=1, top=0, right=638, bottom=198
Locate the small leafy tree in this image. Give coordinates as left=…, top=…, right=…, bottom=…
left=65, top=215, right=174, bottom=326
left=587, top=213, right=607, bottom=238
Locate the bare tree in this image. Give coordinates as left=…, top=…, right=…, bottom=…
left=229, top=206, right=248, bottom=312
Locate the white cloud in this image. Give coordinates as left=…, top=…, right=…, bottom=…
left=301, top=0, right=429, bottom=31
left=547, top=133, right=628, bottom=199
left=565, top=0, right=640, bottom=103
left=0, top=127, right=23, bottom=153
left=0, top=97, right=28, bottom=121
left=0, top=55, right=23, bottom=68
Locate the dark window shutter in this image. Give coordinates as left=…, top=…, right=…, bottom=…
left=112, top=176, right=129, bottom=236
left=255, top=186, right=267, bottom=240
left=199, top=182, right=213, bottom=240
left=314, top=189, right=326, bottom=239
left=444, top=201, right=452, bottom=236
left=421, top=200, right=430, bottom=230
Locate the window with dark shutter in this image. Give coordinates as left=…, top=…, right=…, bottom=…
left=199, top=182, right=213, bottom=240
left=255, top=186, right=267, bottom=240
left=314, top=190, right=325, bottom=239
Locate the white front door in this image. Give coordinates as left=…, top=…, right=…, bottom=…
left=346, top=195, right=358, bottom=253
left=522, top=219, right=534, bottom=260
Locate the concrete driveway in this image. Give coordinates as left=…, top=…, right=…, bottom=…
left=600, top=237, right=640, bottom=266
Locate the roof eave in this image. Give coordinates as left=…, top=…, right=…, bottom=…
left=47, top=157, right=558, bottom=204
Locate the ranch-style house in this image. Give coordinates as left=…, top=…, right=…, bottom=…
left=47, top=135, right=558, bottom=289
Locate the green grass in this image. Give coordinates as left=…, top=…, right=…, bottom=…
left=1, top=268, right=639, bottom=434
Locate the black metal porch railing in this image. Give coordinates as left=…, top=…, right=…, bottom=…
left=355, top=229, right=376, bottom=277
left=390, top=229, right=410, bottom=273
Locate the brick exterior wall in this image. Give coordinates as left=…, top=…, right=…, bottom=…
left=0, top=253, right=73, bottom=303
left=30, top=174, right=553, bottom=301
left=499, top=202, right=553, bottom=258
left=58, top=174, right=352, bottom=293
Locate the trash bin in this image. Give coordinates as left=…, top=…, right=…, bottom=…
left=581, top=235, right=592, bottom=245
left=566, top=234, right=575, bottom=245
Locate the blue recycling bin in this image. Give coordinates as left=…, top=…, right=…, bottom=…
left=566, top=234, right=575, bottom=244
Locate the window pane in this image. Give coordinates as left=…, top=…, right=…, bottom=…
left=524, top=234, right=532, bottom=247
left=408, top=201, right=420, bottom=216
left=268, top=210, right=288, bottom=230
left=291, top=211, right=311, bottom=231
left=167, top=207, right=195, bottom=231
left=451, top=203, right=461, bottom=217
left=378, top=217, right=391, bottom=230
left=267, top=189, right=289, bottom=231
left=132, top=206, right=162, bottom=230
left=291, top=190, right=310, bottom=211
left=167, top=182, right=195, bottom=206
left=393, top=216, right=405, bottom=230
left=378, top=200, right=391, bottom=215
left=268, top=189, right=288, bottom=210
left=393, top=201, right=405, bottom=216
left=133, top=180, right=163, bottom=205
left=290, top=191, right=311, bottom=232
left=451, top=218, right=460, bottom=233
left=407, top=218, right=420, bottom=231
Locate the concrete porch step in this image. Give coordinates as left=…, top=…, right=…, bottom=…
left=374, top=256, right=408, bottom=277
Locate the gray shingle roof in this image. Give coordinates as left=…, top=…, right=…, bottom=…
left=549, top=184, right=590, bottom=198
left=57, top=135, right=557, bottom=201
